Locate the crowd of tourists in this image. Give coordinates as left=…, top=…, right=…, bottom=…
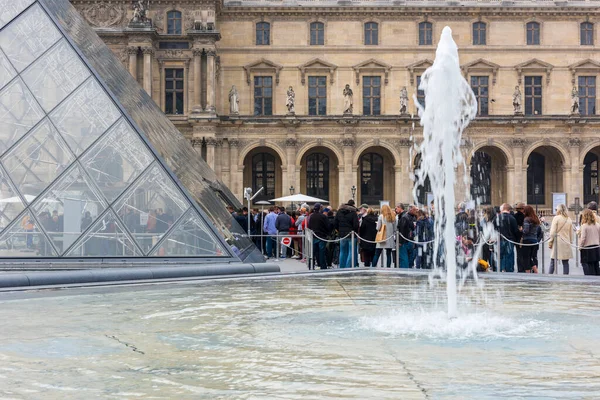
left=230, top=199, right=600, bottom=276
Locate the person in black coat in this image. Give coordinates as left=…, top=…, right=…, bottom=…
left=334, top=200, right=359, bottom=268
left=308, top=203, right=331, bottom=269
left=359, top=208, right=378, bottom=267
left=496, top=203, right=520, bottom=272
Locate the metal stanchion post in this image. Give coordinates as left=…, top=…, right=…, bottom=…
left=351, top=231, right=356, bottom=268
left=396, top=233, right=400, bottom=269
left=275, top=234, right=281, bottom=262
left=553, top=232, right=558, bottom=274
left=497, top=235, right=501, bottom=274
left=541, top=236, right=545, bottom=275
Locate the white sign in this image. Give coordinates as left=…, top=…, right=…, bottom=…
left=139, top=212, right=149, bottom=226
left=552, top=192, right=567, bottom=214
left=379, top=200, right=390, bottom=208
left=281, top=236, right=292, bottom=247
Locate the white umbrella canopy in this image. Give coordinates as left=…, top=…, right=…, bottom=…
left=269, top=194, right=328, bottom=203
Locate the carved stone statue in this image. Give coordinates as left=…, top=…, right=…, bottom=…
left=228, top=85, right=239, bottom=115
left=571, top=86, right=580, bottom=114
left=512, top=85, right=522, bottom=115
left=130, top=0, right=148, bottom=24
left=399, top=86, right=409, bottom=115
left=286, top=86, right=295, bottom=114
left=343, top=84, right=353, bottom=114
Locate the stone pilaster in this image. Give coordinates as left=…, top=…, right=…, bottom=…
left=191, top=48, right=203, bottom=114
left=510, top=138, right=527, bottom=203
left=127, top=46, right=138, bottom=79
left=229, top=139, right=241, bottom=198
left=205, top=49, right=217, bottom=114
left=568, top=138, right=581, bottom=199
left=341, top=137, right=355, bottom=204
left=141, top=46, right=153, bottom=96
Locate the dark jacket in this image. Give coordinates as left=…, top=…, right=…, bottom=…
left=235, top=214, right=248, bottom=231
left=275, top=212, right=292, bottom=232
left=398, top=212, right=415, bottom=244
left=514, top=211, right=525, bottom=240
left=359, top=213, right=378, bottom=250
left=522, top=217, right=539, bottom=243
left=309, top=212, right=331, bottom=239
left=334, top=204, right=359, bottom=237
left=496, top=212, right=519, bottom=242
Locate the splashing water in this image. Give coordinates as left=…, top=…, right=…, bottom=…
left=413, top=27, right=478, bottom=319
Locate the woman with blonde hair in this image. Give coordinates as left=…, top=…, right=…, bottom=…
left=373, top=204, right=395, bottom=268
left=579, top=209, right=600, bottom=275
left=548, top=203, right=573, bottom=275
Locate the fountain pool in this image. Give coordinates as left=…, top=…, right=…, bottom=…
left=1, top=272, right=599, bottom=399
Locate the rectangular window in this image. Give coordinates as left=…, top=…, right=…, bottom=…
left=310, top=22, right=325, bottom=45
left=524, top=76, right=542, bottom=116
left=526, top=22, right=540, bottom=45
left=364, top=22, right=378, bottom=45
left=308, top=76, right=327, bottom=116
left=472, top=22, right=486, bottom=45
left=256, top=22, right=270, bottom=45
left=419, top=22, right=433, bottom=45
left=165, top=68, right=184, bottom=115
left=470, top=76, right=489, bottom=116
left=254, top=76, right=273, bottom=116
left=158, top=42, right=189, bottom=49
left=362, top=76, right=381, bottom=116
left=416, top=75, right=426, bottom=109
left=579, top=76, right=596, bottom=115
left=581, top=22, right=594, bottom=45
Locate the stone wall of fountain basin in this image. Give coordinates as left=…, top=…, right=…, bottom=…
left=0, top=263, right=280, bottom=289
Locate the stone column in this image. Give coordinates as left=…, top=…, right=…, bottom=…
left=394, top=165, right=402, bottom=205
left=158, top=60, right=164, bottom=111
left=205, top=137, right=217, bottom=170
left=399, top=142, right=412, bottom=204
left=127, top=46, right=138, bottom=79
left=506, top=165, right=515, bottom=205
left=184, top=59, right=190, bottom=115
left=141, top=46, right=153, bottom=96
left=568, top=139, right=581, bottom=200
left=205, top=49, right=217, bottom=114
left=191, top=48, right=203, bottom=114
left=221, top=140, right=230, bottom=186
left=229, top=139, right=241, bottom=198
left=341, top=138, right=355, bottom=204
left=511, top=139, right=526, bottom=203
left=285, top=138, right=297, bottom=196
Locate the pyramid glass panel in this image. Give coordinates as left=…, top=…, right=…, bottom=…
left=21, top=39, right=90, bottom=112
left=0, top=78, right=45, bottom=155
left=49, top=78, right=121, bottom=156
left=0, top=210, right=57, bottom=257
left=80, top=118, right=153, bottom=203
left=114, top=163, right=190, bottom=254
left=0, top=0, right=35, bottom=30
left=31, top=163, right=106, bottom=254
left=0, top=3, right=61, bottom=72
left=0, top=166, right=26, bottom=231
left=66, top=210, right=142, bottom=257
left=150, top=210, right=226, bottom=257
left=0, top=49, right=16, bottom=90
left=2, top=118, right=74, bottom=199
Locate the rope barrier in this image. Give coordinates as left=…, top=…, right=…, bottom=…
left=308, top=230, right=351, bottom=243
left=397, top=231, right=435, bottom=245
left=499, top=233, right=552, bottom=247
left=354, top=232, right=396, bottom=244
left=558, top=235, right=600, bottom=250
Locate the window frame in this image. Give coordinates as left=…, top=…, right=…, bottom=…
left=362, top=76, right=382, bottom=116
left=253, top=76, right=273, bottom=116
left=524, top=75, right=543, bottom=116
left=526, top=151, right=545, bottom=205
left=416, top=75, right=426, bottom=110
left=255, top=21, right=271, bottom=46
left=364, top=21, right=379, bottom=46
left=578, top=75, right=596, bottom=116
left=306, top=152, right=330, bottom=200
left=581, top=22, right=594, bottom=46
left=472, top=21, right=487, bottom=45
left=360, top=152, right=384, bottom=205
left=419, top=21, right=433, bottom=46
left=308, top=76, right=327, bottom=116
left=166, top=10, right=182, bottom=35
left=526, top=21, right=541, bottom=45
left=310, top=22, right=325, bottom=46
left=164, top=68, right=185, bottom=115
left=252, top=152, right=276, bottom=201
left=470, top=75, right=489, bottom=116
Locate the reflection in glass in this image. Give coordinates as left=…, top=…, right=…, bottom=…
left=80, top=118, right=153, bottom=203
left=0, top=78, right=45, bottom=155
left=0, top=4, right=61, bottom=71
left=2, top=118, right=74, bottom=199
left=0, top=49, right=16, bottom=90
left=0, top=166, right=25, bottom=231
left=31, top=164, right=106, bottom=254
left=22, top=39, right=90, bottom=112
left=150, top=210, right=225, bottom=257
left=50, top=78, right=121, bottom=156
left=0, top=210, right=57, bottom=257
left=0, top=0, right=35, bottom=30
left=114, top=163, right=190, bottom=254
left=66, top=210, right=142, bottom=257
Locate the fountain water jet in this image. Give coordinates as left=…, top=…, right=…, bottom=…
left=413, top=26, right=478, bottom=319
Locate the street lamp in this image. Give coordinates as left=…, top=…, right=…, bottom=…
left=289, top=186, right=295, bottom=210
left=351, top=185, right=357, bottom=201
left=534, top=184, right=540, bottom=215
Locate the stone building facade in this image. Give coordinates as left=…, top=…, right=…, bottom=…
left=73, top=0, right=600, bottom=212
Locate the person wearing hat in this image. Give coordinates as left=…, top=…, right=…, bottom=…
left=587, top=201, right=600, bottom=224
left=308, top=203, right=330, bottom=269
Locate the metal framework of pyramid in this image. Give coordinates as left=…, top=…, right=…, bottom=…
left=0, top=0, right=260, bottom=262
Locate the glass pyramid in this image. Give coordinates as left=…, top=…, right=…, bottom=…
left=0, top=0, right=260, bottom=261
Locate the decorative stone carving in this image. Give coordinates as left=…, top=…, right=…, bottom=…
left=399, top=86, right=408, bottom=115
left=191, top=139, right=203, bottom=147
left=215, top=56, right=221, bottom=82
left=571, top=86, right=580, bottom=115
left=397, top=138, right=412, bottom=147
left=141, top=46, right=154, bottom=55
left=229, top=85, right=240, bottom=115
left=286, top=86, right=295, bottom=115
left=82, top=2, right=125, bottom=28
left=130, top=0, right=150, bottom=26
left=343, top=84, right=353, bottom=114
left=567, top=138, right=581, bottom=147
left=286, top=138, right=298, bottom=147
left=342, top=138, right=355, bottom=147
left=206, top=49, right=217, bottom=57
left=229, top=139, right=240, bottom=147
left=127, top=46, right=138, bottom=55
left=206, top=137, right=218, bottom=146
left=510, top=138, right=527, bottom=147
left=192, top=48, right=203, bottom=57
left=512, top=85, right=522, bottom=115
left=162, top=49, right=185, bottom=58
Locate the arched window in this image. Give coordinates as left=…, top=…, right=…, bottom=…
left=252, top=153, right=275, bottom=201
left=306, top=153, right=329, bottom=200
left=364, top=22, right=378, bottom=45
left=167, top=11, right=182, bottom=35
left=419, top=22, right=433, bottom=45
left=256, top=22, right=270, bottom=45
left=414, top=154, right=432, bottom=206
left=581, top=22, right=594, bottom=45
left=527, top=152, right=545, bottom=205
left=310, top=22, right=325, bottom=45
left=360, top=153, right=383, bottom=204
left=583, top=152, right=599, bottom=204
left=472, top=22, right=486, bottom=45
left=526, top=21, right=540, bottom=45
left=470, top=152, right=492, bottom=205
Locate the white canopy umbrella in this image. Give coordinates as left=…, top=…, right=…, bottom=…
left=270, top=194, right=328, bottom=203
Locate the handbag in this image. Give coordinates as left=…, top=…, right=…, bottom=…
left=376, top=219, right=387, bottom=242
